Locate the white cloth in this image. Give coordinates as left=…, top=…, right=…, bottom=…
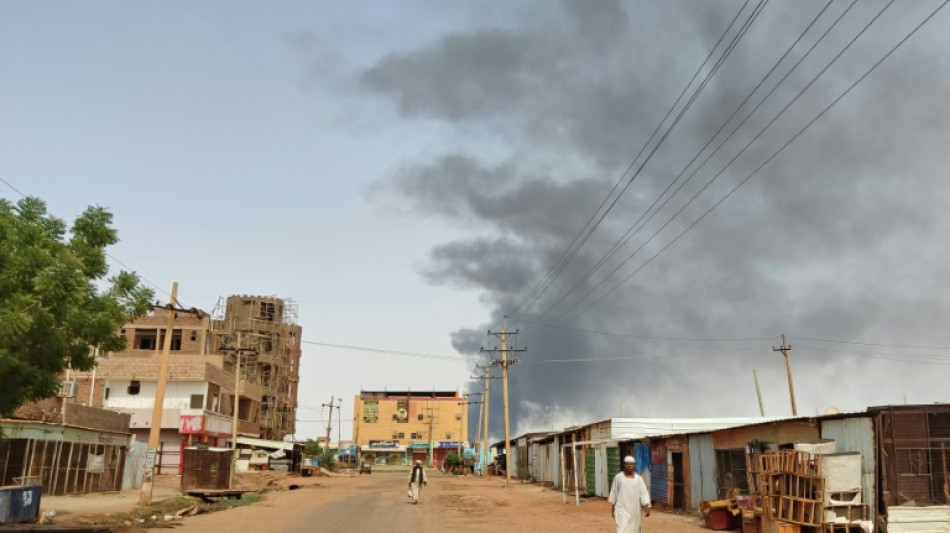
left=608, top=472, right=651, bottom=533
left=408, top=466, right=427, bottom=503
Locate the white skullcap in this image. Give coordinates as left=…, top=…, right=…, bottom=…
left=623, top=455, right=636, bottom=464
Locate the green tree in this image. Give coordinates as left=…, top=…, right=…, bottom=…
left=303, top=439, right=322, bottom=456
left=0, top=197, right=154, bottom=415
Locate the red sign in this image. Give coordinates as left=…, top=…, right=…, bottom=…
left=179, top=415, right=205, bottom=434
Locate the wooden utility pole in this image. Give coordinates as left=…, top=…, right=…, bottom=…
left=140, top=282, right=178, bottom=506
left=484, top=318, right=525, bottom=488
left=773, top=335, right=798, bottom=416
left=753, top=369, right=765, bottom=417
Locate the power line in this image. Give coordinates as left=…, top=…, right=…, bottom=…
left=506, top=0, right=763, bottom=326
left=0, top=178, right=179, bottom=302
left=790, top=336, right=950, bottom=350
left=522, top=0, right=848, bottom=329
left=553, top=0, right=927, bottom=325
left=301, top=340, right=469, bottom=361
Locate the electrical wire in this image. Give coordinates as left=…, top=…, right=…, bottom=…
left=522, top=0, right=849, bottom=330
left=506, top=0, right=762, bottom=327
left=301, top=340, right=469, bottom=361
left=552, top=0, right=922, bottom=326
left=0, top=177, right=179, bottom=302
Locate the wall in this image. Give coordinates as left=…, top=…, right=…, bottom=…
left=105, top=380, right=207, bottom=409
left=353, top=395, right=467, bottom=447
left=713, top=420, right=819, bottom=449
left=820, top=416, right=876, bottom=522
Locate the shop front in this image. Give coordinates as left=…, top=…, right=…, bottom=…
left=408, top=442, right=429, bottom=465
left=434, top=441, right=462, bottom=467
left=362, top=440, right=407, bottom=466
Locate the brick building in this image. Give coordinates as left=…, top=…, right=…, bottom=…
left=352, top=390, right=467, bottom=467
left=59, top=294, right=302, bottom=471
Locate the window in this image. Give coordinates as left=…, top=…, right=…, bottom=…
left=128, top=380, right=141, bottom=395
left=398, top=433, right=405, bottom=439
left=190, top=394, right=205, bottom=409
left=190, top=331, right=197, bottom=341
left=135, top=330, right=158, bottom=350
left=418, top=414, right=424, bottom=421
left=104, top=387, right=110, bottom=400
left=715, top=449, right=749, bottom=498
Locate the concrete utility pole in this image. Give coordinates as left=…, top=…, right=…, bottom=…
left=483, top=317, right=525, bottom=489
left=773, top=335, right=798, bottom=416
left=140, top=282, right=178, bottom=506
left=323, top=396, right=336, bottom=452
left=482, top=366, right=490, bottom=473
left=753, top=369, right=766, bottom=417
left=425, top=406, right=436, bottom=467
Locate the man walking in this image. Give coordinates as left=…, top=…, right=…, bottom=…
left=408, top=460, right=428, bottom=504
left=608, top=455, right=651, bottom=533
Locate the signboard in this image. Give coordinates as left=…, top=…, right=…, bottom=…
left=179, top=415, right=205, bottom=434
left=363, top=401, right=379, bottom=423
left=395, top=399, right=409, bottom=423
left=144, top=448, right=157, bottom=481
left=436, top=441, right=461, bottom=449
left=368, top=440, right=399, bottom=448
left=407, top=442, right=430, bottom=449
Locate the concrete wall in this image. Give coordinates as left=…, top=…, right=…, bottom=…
left=353, top=395, right=467, bottom=448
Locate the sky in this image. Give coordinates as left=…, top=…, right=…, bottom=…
left=3, top=0, right=950, bottom=443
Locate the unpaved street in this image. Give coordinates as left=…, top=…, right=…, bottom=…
left=153, top=471, right=708, bottom=533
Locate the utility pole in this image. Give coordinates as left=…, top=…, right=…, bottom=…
left=230, top=331, right=241, bottom=489
left=772, top=335, right=798, bottom=416
left=337, top=398, right=343, bottom=450
left=140, top=282, right=177, bottom=506
left=219, top=331, right=258, bottom=489
left=323, top=396, right=336, bottom=453
left=753, top=369, right=765, bottom=417
left=425, top=406, right=436, bottom=467
left=483, top=317, right=525, bottom=488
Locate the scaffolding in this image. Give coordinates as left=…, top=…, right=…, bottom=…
left=209, top=295, right=302, bottom=441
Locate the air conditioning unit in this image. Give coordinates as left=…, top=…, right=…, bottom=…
left=58, top=381, right=78, bottom=398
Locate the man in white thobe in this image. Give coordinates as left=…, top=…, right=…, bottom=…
left=608, top=455, right=651, bottom=533
left=408, top=460, right=427, bottom=504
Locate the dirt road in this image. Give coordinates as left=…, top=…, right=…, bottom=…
left=152, top=470, right=708, bottom=533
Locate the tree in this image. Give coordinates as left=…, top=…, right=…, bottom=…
left=303, top=439, right=322, bottom=456
left=0, top=197, right=154, bottom=416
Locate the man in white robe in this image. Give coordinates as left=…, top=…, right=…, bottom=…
left=408, top=460, right=428, bottom=504
left=608, top=455, right=651, bottom=533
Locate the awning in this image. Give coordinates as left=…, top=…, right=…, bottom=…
left=362, top=446, right=407, bottom=453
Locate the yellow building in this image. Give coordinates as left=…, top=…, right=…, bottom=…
left=353, top=390, right=468, bottom=466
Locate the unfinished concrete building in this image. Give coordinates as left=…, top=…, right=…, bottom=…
left=210, top=295, right=302, bottom=441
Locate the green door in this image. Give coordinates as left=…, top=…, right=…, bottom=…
left=585, top=448, right=596, bottom=494
left=607, top=446, right=621, bottom=485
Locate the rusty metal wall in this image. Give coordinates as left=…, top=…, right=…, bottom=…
left=180, top=448, right=231, bottom=490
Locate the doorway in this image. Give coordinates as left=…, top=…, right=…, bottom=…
left=671, top=452, right=685, bottom=509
